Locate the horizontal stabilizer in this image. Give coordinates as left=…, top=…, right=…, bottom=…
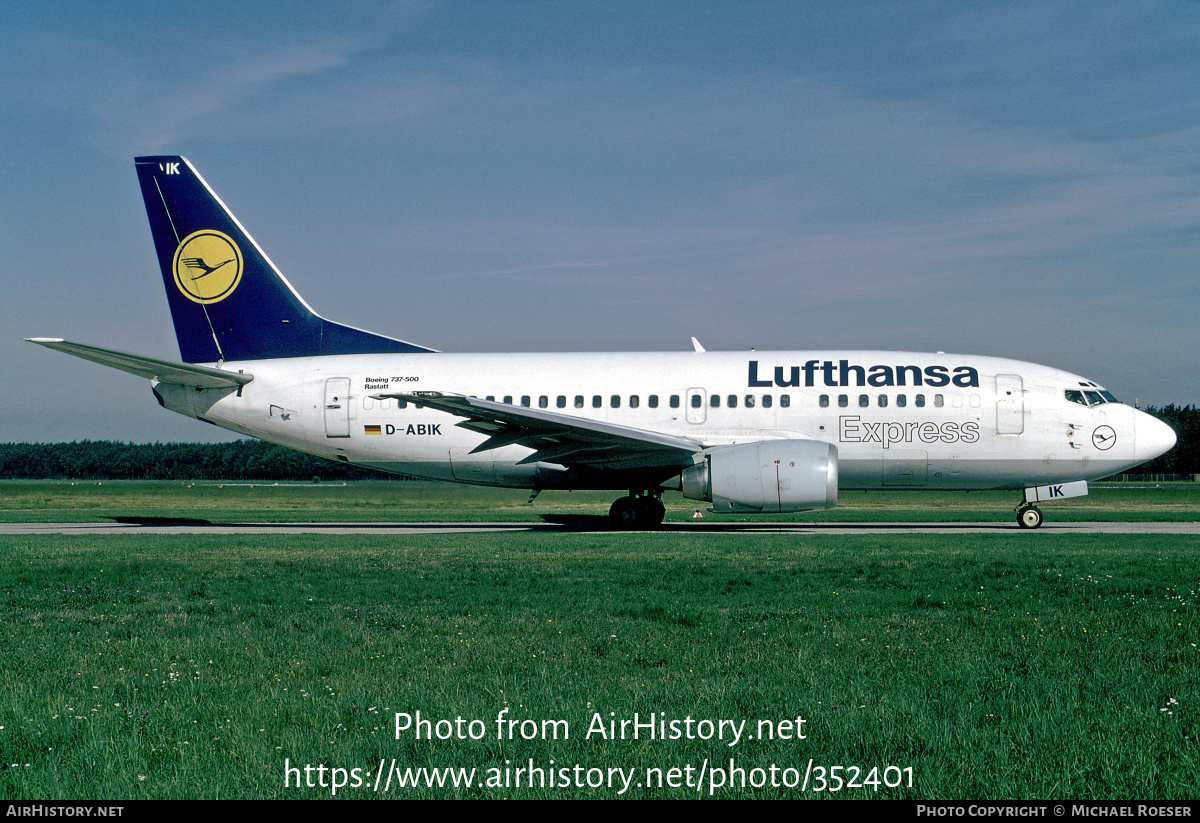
left=26, top=339, right=253, bottom=389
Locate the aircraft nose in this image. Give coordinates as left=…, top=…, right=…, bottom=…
left=1135, top=412, right=1177, bottom=462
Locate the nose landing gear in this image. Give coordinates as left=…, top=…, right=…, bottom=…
left=1016, top=503, right=1043, bottom=529
left=609, top=492, right=666, bottom=528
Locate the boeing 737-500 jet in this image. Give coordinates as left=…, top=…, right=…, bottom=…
left=29, top=156, right=1177, bottom=528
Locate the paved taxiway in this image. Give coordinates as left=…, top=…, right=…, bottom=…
left=4, top=521, right=1198, bottom=535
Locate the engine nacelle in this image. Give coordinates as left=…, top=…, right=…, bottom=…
left=680, top=440, right=838, bottom=513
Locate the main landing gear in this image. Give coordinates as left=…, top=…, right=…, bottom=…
left=1016, top=503, right=1043, bottom=530
left=609, top=491, right=666, bottom=528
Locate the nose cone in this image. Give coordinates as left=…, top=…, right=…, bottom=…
left=1135, top=412, right=1177, bottom=463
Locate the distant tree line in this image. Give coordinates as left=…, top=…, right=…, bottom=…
left=0, top=440, right=402, bottom=481
left=0, top=405, right=1195, bottom=480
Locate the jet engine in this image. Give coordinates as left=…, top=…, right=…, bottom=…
left=680, top=440, right=838, bottom=513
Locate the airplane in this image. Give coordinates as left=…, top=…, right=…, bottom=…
left=28, top=155, right=1177, bottom=529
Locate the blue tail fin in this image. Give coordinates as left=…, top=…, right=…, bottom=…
left=135, top=156, right=434, bottom=363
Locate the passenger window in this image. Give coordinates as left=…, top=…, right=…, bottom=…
left=648, top=395, right=659, bottom=408
left=556, top=395, right=566, bottom=408
left=521, top=396, right=531, bottom=407
left=486, top=395, right=495, bottom=402
left=727, top=395, right=738, bottom=408
left=838, top=395, right=848, bottom=408
left=630, top=395, right=640, bottom=408
left=819, top=395, right=829, bottom=408
left=593, top=395, right=602, bottom=409
left=933, top=394, right=944, bottom=407
left=915, top=394, right=925, bottom=408
left=859, top=395, right=869, bottom=408
left=745, top=395, right=755, bottom=408
left=611, top=395, right=621, bottom=408
left=504, top=396, right=513, bottom=405
left=878, top=395, right=888, bottom=408
left=397, top=399, right=408, bottom=409
left=671, top=395, right=681, bottom=409
left=710, top=395, right=720, bottom=408
left=539, top=395, right=548, bottom=408
left=380, top=398, right=393, bottom=410
left=363, top=396, right=374, bottom=410
left=574, top=395, right=584, bottom=408
left=897, top=394, right=906, bottom=407
left=762, top=395, right=772, bottom=408
left=970, top=394, right=981, bottom=408
left=780, top=395, right=790, bottom=408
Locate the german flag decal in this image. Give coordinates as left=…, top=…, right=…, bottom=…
left=364, top=425, right=382, bottom=435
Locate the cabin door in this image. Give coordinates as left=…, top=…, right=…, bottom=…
left=685, top=388, right=707, bottom=424
left=996, top=374, right=1024, bottom=434
left=324, top=377, right=351, bottom=438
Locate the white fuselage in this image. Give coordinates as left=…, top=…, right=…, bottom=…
left=152, top=349, right=1173, bottom=492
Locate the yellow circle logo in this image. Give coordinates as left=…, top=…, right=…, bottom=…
left=172, top=230, right=243, bottom=304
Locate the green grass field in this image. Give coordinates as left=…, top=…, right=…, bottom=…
left=1, top=483, right=1197, bottom=799
left=2, top=479, right=1198, bottom=524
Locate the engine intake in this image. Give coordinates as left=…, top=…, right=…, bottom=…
left=681, top=440, right=838, bottom=513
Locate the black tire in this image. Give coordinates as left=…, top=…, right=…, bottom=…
left=609, top=496, right=641, bottom=526
left=637, top=496, right=666, bottom=526
left=608, top=496, right=665, bottom=528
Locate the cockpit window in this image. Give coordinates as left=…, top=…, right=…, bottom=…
left=1065, top=388, right=1120, bottom=407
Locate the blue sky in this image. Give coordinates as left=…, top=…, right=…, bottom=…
left=3, top=1, right=1197, bottom=442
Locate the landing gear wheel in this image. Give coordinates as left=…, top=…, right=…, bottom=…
left=1017, top=504, right=1043, bottom=530
left=638, top=496, right=666, bottom=527
left=608, top=495, right=666, bottom=528
left=609, top=496, right=641, bottom=526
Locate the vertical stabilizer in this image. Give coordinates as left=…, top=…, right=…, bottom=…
left=135, top=156, right=434, bottom=363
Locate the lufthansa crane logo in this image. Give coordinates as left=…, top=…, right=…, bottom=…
left=172, top=230, right=243, bottom=304
left=1092, top=425, right=1116, bottom=451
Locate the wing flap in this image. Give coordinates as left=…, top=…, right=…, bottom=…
left=374, top=392, right=700, bottom=470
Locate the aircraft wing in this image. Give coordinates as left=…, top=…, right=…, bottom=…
left=26, top=339, right=253, bottom=389
left=375, top=392, right=702, bottom=471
